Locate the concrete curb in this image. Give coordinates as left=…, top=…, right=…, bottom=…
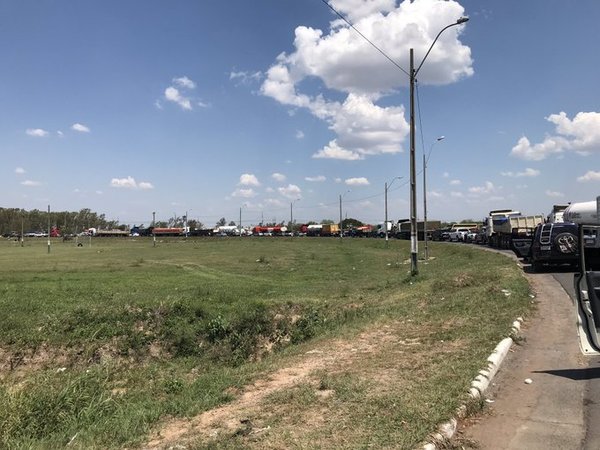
left=421, top=316, right=524, bottom=450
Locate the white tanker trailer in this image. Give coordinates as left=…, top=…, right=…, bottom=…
left=564, top=199, right=600, bottom=224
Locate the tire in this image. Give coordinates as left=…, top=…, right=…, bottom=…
left=554, top=232, right=578, bottom=254
left=532, top=261, right=544, bottom=272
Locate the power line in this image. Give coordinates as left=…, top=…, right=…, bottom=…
left=319, top=0, right=410, bottom=77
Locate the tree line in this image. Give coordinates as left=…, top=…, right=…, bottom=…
left=0, top=208, right=121, bottom=237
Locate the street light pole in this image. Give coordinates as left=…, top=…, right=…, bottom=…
left=408, top=16, right=469, bottom=276
left=424, top=136, right=445, bottom=260
left=409, top=48, right=418, bottom=274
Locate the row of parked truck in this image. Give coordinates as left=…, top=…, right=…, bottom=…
left=462, top=204, right=577, bottom=271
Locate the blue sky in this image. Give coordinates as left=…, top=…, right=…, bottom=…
left=2, top=0, right=600, bottom=227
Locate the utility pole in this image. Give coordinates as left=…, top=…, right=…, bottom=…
left=409, top=48, right=417, bottom=274
left=385, top=181, right=389, bottom=244
left=339, top=194, right=343, bottom=240
left=47, top=204, right=51, bottom=254
left=152, top=211, right=156, bottom=247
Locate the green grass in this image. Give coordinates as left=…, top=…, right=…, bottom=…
left=0, top=236, right=533, bottom=449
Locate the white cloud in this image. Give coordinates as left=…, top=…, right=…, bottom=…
left=335, top=177, right=342, bottom=183
left=296, top=130, right=305, bottom=139
left=15, top=167, right=25, bottom=175
left=165, top=86, right=192, bottom=110
left=545, top=190, right=564, bottom=198
left=577, top=170, right=600, bottom=183
left=265, top=198, right=285, bottom=208
left=239, top=173, right=260, bottom=186
left=138, top=181, right=154, bottom=190
left=109, top=176, right=153, bottom=190
left=26, top=128, right=49, bottom=137
left=450, top=191, right=464, bottom=198
left=468, top=181, right=495, bottom=195
left=313, top=140, right=362, bottom=160
left=260, top=1, right=471, bottom=161
left=231, top=188, right=257, bottom=198
left=305, top=175, right=327, bottom=182
left=272, top=173, right=286, bottom=182
left=230, top=71, right=262, bottom=85
left=449, top=179, right=461, bottom=186
left=511, top=111, right=600, bottom=160
left=443, top=172, right=450, bottom=178
left=500, top=168, right=540, bottom=177
left=173, top=76, right=196, bottom=89
left=345, top=177, right=370, bottom=186
left=71, top=123, right=90, bottom=133
left=428, top=190, right=443, bottom=199
left=278, top=184, right=302, bottom=199
left=21, top=180, right=41, bottom=187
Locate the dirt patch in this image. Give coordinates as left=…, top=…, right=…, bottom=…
left=143, top=323, right=413, bottom=449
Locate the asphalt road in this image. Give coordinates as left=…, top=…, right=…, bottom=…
left=460, top=255, right=600, bottom=449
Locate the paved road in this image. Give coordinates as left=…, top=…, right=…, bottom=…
left=460, top=263, right=600, bottom=449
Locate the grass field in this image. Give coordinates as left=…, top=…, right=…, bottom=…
left=0, top=236, right=533, bottom=449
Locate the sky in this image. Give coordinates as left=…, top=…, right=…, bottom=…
left=2, top=0, right=600, bottom=227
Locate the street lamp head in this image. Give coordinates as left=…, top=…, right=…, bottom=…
left=437, top=136, right=445, bottom=141
left=456, top=16, right=469, bottom=24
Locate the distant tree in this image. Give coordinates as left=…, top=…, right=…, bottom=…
left=342, top=217, right=364, bottom=228
left=217, top=217, right=226, bottom=227
left=228, top=221, right=236, bottom=226
left=321, top=219, right=334, bottom=225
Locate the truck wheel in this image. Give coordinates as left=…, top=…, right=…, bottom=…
left=532, top=261, right=544, bottom=272
left=555, top=232, right=578, bottom=254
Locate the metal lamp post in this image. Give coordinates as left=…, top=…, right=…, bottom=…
left=423, top=136, right=445, bottom=260
left=409, top=16, right=469, bottom=275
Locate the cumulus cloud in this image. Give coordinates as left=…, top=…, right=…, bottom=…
left=296, top=130, right=305, bottom=139
left=173, top=76, right=196, bottom=89
left=26, top=128, right=49, bottom=137
left=71, top=123, right=90, bottom=133
left=161, top=76, right=208, bottom=110
left=449, top=179, right=461, bottom=186
left=272, top=173, right=286, bottom=182
left=345, top=177, right=370, bottom=186
left=21, top=180, right=41, bottom=187
left=15, top=167, right=25, bottom=175
left=468, top=181, right=495, bottom=195
left=500, top=168, right=540, bottom=177
left=313, top=140, right=363, bottom=160
left=305, top=175, right=327, bottom=182
left=577, top=170, right=600, bottom=183
left=260, top=0, right=471, bottom=161
left=278, top=184, right=302, bottom=199
left=165, top=86, right=192, bottom=110
left=109, top=176, right=154, bottom=190
left=239, top=173, right=260, bottom=186
left=511, top=111, right=600, bottom=160
left=231, top=188, right=257, bottom=198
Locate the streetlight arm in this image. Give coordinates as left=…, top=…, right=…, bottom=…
left=414, top=18, right=469, bottom=77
